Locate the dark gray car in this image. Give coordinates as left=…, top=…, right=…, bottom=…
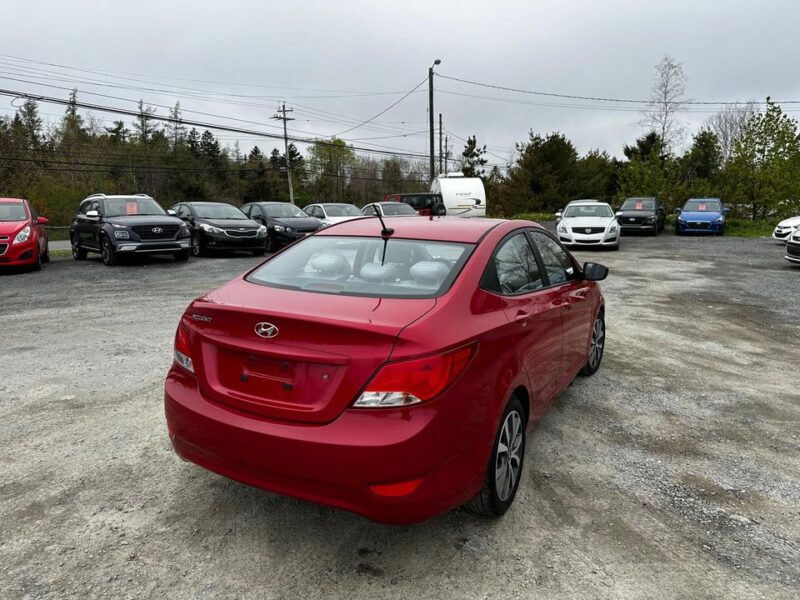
left=616, top=197, right=666, bottom=235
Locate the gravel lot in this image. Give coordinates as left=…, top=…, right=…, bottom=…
left=1, top=233, right=799, bottom=599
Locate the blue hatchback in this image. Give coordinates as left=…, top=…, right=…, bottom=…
left=675, top=198, right=729, bottom=235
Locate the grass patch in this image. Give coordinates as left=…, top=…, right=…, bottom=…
left=45, top=227, right=71, bottom=241
left=511, top=212, right=556, bottom=222
left=724, top=219, right=775, bottom=238
left=50, top=249, right=72, bottom=258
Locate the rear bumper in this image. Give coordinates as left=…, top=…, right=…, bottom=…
left=164, top=367, right=481, bottom=524
left=0, top=239, right=39, bottom=266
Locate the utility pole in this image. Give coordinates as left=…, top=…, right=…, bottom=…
left=438, top=113, right=443, bottom=176
left=428, top=59, right=440, bottom=184
left=271, top=102, right=295, bottom=204
left=444, top=135, right=450, bottom=175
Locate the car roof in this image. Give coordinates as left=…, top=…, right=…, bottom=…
left=374, top=201, right=408, bottom=206
left=566, top=199, right=609, bottom=206
left=0, top=197, right=25, bottom=204
left=253, top=201, right=294, bottom=205
left=184, top=201, right=235, bottom=206
left=317, top=216, right=509, bottom=243
left=319, top=202, right=356, bottom=207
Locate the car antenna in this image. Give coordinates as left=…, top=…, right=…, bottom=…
left=374, top=208, right=394, bottom=237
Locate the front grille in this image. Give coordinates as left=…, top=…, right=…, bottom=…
left=688, top=221, right=710, bottom=229
left=623, top=216, right=645, bottom=224
left=774, top=230, right=790, bottom=238
left=787, top=243, right=800, bottom=257
left=576, top=239, right=601, bottom=244
left=295, top=228, right=318, bottom=234
left=572, top=227, right=605, bottom=234
left=0, top=235, right=8, bottom=241
left=131, top=224, right=180, bottom=240
left=225, top=229, right=258, bottom=238
left=0, top=243, right=7, bottom=255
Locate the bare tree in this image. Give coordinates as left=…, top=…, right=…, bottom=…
left=705, top=102, right=758, bottom=163
left=641, top=54, right=688, bottom=156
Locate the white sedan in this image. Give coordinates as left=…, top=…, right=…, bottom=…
left=772, top=216, right=800, bottom=243
left=304, top=203, right=363, bottom=227
left=555, top=200, right=620, bottom=250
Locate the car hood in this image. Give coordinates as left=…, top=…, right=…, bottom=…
left=106, top=215, right=185, bottom=227
left=777, top=215, right=800, bottom=227
left=617, top=209, right=656, bottom=218
left=197, top=218, right=260, bottom=229
left=268, top=216, right=321, bottom=229
left=0, top=220, right=29, bottom=236
left=679, top=211, right=722, bottom=221
left=563, top=216, right=615, bottom=227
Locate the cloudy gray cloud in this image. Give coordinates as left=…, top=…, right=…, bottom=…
left=3, top=0, right=799, bottom=165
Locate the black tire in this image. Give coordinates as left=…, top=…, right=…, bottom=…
left=580, top=313, right=605, bottom=376
left=31, top=249, right=42, bottom=271
left=100, top=236, right=118, bottom=266
left=611, top=243, right=620, bottom=251
left=42, top=245, right=50, bottom=263
left=266, top=235, right=277, bottom=253
left=651, top=227, right=659, bottom=237
left=174, top=250, right=190, bottom=262
left=464, top=395, right=526, bottom=517
left=190, top=234, right=204, bottom=257
left=71, top=235, right=87, bottom=260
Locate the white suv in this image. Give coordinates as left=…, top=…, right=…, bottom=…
left=555, top=200, right=620, bottom=250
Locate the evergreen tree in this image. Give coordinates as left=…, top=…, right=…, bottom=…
left=461, top=135, right=488, bottom=177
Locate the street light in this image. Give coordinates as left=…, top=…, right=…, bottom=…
left=429, top=59, right=441, bottom=183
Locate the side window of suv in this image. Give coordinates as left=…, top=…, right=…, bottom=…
left=529, top=231, right=575, bottom=286
left=482, top=233, right=544, bottom=295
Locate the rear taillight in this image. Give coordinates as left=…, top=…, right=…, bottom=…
left=418, top=208, right=432, bottom=216
left=174, top=320, right=194, bottom=373
left=353, top=344, right=476, bottom=408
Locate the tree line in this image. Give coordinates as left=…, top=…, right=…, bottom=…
left=2, top=55, right=799, bottom=224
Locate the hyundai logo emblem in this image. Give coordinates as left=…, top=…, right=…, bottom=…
left=152, top=227, right=163, bottom=234
left=255, top=322, right=279, bottom=339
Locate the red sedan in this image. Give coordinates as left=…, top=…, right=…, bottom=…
left=164, top=217, right=608, bottom=524
left=0, top=198, right=49, bottom=270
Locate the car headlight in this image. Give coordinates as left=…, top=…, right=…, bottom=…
left=677, top=217, right=686, bottom=223
left=200, top=223, right=224, bottom=234
left=13, top=225, right=31, bottom=244
left=113, top=230, right=130, bottom=239
left=644, top=216, right=655, bottom=223
left=714, top=217, right=724, bottom=224
left=178, top=226, right=191, bottom=239
left=558, top=222, right=568, bottom=233
left=257, top=225, right=267, bottom=236
left=272, top=225, right=285, bottom=233
left=609, top=222, right=618, bottom=232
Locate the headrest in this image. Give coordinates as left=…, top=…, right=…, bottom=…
left=308, top=253, right=351, bottom=278
left=410, top=261, right=450, bottom=286
left=360, top=262, right=400, bottom=282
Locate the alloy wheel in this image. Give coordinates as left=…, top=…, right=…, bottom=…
left=589, top=317, right=605, bottom=370
left=495, top=410, right=523, bottom=502
left=191, top=235, right=201, bottom=256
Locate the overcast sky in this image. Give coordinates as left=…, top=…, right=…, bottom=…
left=3, top=0, right=800, bottom=167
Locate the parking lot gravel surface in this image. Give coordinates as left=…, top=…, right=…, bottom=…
left=1, top=232, right=799, bottom=599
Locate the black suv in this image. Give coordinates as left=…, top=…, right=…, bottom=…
left=240, top=202, right=322, bottom=252
left=615, top=197, right=666, bottom=235
left=70, top=194, right=191, bottom=265
left=384, top=193, right=446, bottom=216
left=169, top=201, right=267, bottom=257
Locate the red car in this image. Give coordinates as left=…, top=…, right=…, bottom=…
left=0, top=198, right=49, bottom=270
left=164, top=217, right=608, bottom=524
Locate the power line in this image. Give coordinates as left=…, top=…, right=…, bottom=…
left=437, top=72, right=800, bottom=106
left=0, top=86, right=430, bottom=159
left=333, top=77, right=427, bottom=136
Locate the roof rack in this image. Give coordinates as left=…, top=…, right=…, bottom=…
left=86, top=193, right=106, bottom=198
left=134, top=193, right=152, bottom=197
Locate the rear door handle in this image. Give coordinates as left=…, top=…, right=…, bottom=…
left=515, top=310, right=531, bottom=326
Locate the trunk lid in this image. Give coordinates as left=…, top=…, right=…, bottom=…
left=185, top=278, right=436, bottom=423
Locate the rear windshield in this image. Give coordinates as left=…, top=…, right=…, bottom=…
left=192, top=204, right=246, bottom=219
left=323, top=204, right=361, bottom=217
left=621, top=198, right=655, bottom=211
left=399, top=195, right=439, bottom=210
left=563, top=204, right=613, bottom=218
left=104, top=198, right=165, bottom=217
left=247, top=236, right=474, bottom=298
left=684, top=199, right=721, bottom=212
left=0, top=203, right=27, bottom=221
left=381, top=203, right=417, bottom=216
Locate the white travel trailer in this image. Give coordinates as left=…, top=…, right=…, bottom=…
left=430, top=173, right=487, bottom=217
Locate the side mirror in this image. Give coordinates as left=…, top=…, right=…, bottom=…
left=583, top=262, right=609, bottom=281
left=554, top=211, right=562, bottom=219
left=723, top=207, right=731, bottom=214
left=674, top=207, right=681, bottom=215
left=37, top=216, right=50, bottom=225
left=86, top=210, right=100, bottom=218
left=615, top=211, right=623, bottom=217
left=167, top=209, right=177, bottom=215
